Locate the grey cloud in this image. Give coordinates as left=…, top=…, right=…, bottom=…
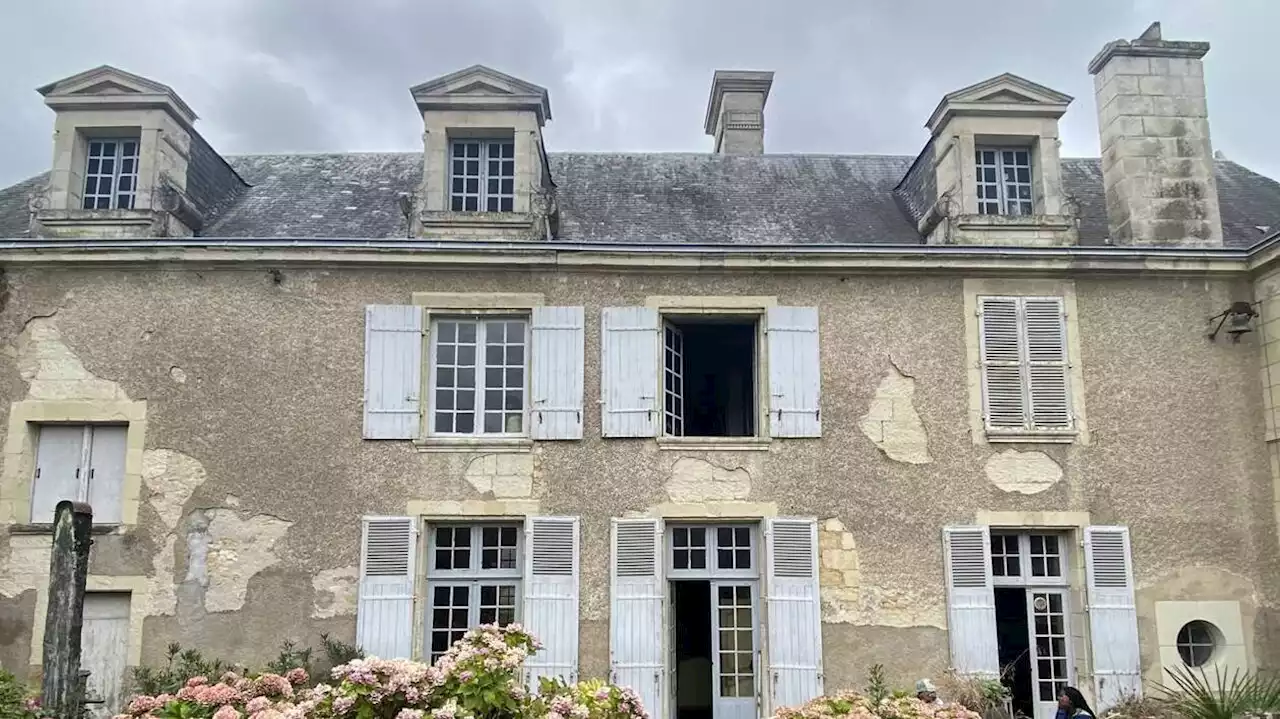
left=0, top=0, right=1277, bottom=187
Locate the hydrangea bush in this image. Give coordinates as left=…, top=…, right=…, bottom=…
left=773, top=690, right=982, bottom=719
left=112, top=624, right=648, bottom=719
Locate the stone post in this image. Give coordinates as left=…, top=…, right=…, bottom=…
left=40, top=500, right=94, bottom=718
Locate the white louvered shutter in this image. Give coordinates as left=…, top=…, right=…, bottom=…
left=1085, top=526, right=1141, bottom=710
left=523, top=516, right=580, bottom=687
left=978, top=298, right=1026, bottom=431
left=1024, top=298, right=1072, bottom=430
left=767, top=307, right=822, bottom=438
left=766, top=518, right=823, bottom=712
left=610, top=519, right=664, bottom=719
left=363, top=305, right=424, bottom=439
left=30, top=425, right=86, bottom=524
left=531, top=307, right=586, bottom=440
left=601, top=308, right=659, bottom=438
left=356, top=516, right=417, bottom=659
left=943, top=526, right=999, bottom=676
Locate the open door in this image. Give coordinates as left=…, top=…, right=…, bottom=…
left=712, top=582, right=758, bottom=719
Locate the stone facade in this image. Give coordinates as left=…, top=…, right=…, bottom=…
left=1, top=19, right=1280, bottom=719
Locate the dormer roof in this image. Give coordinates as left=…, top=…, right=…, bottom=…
left=36, top=64, right=198, bottom=127
left=410, top=64, right=552, bottom=126
left=925, top=72, right=1072, bottom=134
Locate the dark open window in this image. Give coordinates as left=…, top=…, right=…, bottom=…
left=663, top=317, right=756, bottom=438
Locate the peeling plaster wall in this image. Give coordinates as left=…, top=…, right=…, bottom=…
left=0, top=267, right=1273, bottom=685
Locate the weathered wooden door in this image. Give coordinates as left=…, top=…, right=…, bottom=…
left=82, top=592, right=130, bottom=719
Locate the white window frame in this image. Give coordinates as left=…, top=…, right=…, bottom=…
left=30, top=423, right=126, bottom=525
left=989, top=530, right=1070, bottom=588
left=978, top=295, right=1074, bottom=437
left=449, top=139, right=516, bottom=212
left=658, top=313, right=762, bottom=439
left=424, top=521, right=524, bottom=662
left=427, top=315, right=530, bottom=439
left=665, top=523, right=759, bottom=581
left=976, top=147, right=1034, bottom=216
left=82, top=137, right=141, bottom=210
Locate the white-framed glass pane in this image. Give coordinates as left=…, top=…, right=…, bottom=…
left=990, top=532, right=1021, bottom=577
left=663, top=325, right=684, bottom=436
left=716, top=584, right=755, bottom=698
left=1028, top=534, right=1063, bottom=578
left=449, top=139, right=514, bottom=212
left=428, top=584, right=471, bottom=663
left=82, top=138, right=140, bottom=211
left=975, top=146, right=1034, bottom=217
left=481, top=320, right=526, bottom=434
left=432, top=525, right=473, bottom=571
left=481, top=525, right=520, bottom=570
left=432, top=319, right=478, bottom=435
left=716, top=526, right=752, bottom=570
left=1031, top=591, right=1069, bottom=702
left=672, top=526, right=708, bottom=570
left=477, top=582, right=519, bottom=626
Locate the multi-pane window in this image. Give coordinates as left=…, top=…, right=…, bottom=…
left=976, top=148, right=1033, bottom=216
left=83, top=138, right=140, bottom=210
left=430, top=318, right=527, bottom=436
left=669, top=525, right=755, bottom=574
left=450, top=140, right=515, bottom=212
left=426, top=523, right=522, bottom=663
left=716, top=585, right=756, bottom=698
left=978, top=296, right=1072, bottom=434
left=1176, top=621, right=1218, bottom=668
left=990, top=531, right=1066, bottom=585
left=31, top=424, right=127, bottom=524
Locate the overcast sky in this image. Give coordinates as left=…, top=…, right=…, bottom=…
left=1, top=0, right=1277, bottom=188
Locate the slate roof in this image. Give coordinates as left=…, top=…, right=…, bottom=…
left=1, top=151, right=1278, bottom=247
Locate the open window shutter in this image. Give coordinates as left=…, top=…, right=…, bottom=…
left=766, top=518, right=823, bottom=712
left=601, top=308, right=659, bottom=438
left=1024, top=298, right=1072, bottom=430
left=363, top=305, right=423, bottom=440
left=531, top=307, right=585, bottom=440
left=978, top=298, right=1027, bottom=431
left=86, top=425, right=127, bottom=524
left=523, top=516, right=580, bottom=687
left=943, top=526, right=999, bottom=676
left=31, top=425, right=86, bottom=524
left=767, top=306, right=821, bottom=438
left=1085, top=526, right=1141, bottom=710
left=356, top=516, right=417, bottom=659
left=610, top=518, right=664, bottom=719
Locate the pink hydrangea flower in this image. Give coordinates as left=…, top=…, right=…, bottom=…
left=126, top=695, right=161, bottom=714
left=186, top=676, right=209, bottom=688
left=246, top=696, right=271, bottom=712
left=212, top=706, right=242, bottom=719
left=285, top=668, right=308, bottom=686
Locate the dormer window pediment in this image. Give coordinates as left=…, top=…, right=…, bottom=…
left=411, top=65, right=551, bottom=125
left=926, top=73, right=1072, bottom=133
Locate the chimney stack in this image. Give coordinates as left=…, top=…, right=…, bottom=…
left=1088, top=22, right=1223, bottom=246
left=704, top=70, right=774, bottom=155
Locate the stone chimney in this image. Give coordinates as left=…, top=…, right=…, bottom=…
left=1088, top=22, right=1223, bottom=246
left=704, top=70, right=773, bottom=155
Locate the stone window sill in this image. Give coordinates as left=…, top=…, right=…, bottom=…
left=413, top=436, right=533, bottom=454
left=656, top=437, right=771, bottom=451
left=35, top=209, right=157, bottom=227
left=957, top=214, right=1073, bottom=231
left=419, top=211, right=536, bottom=230
left=9, top=523, right=121, bottom=535
left=984, top=431, right=1077, bottom=444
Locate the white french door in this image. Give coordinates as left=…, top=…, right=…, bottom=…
left=1028, top=589, right=1071, bottom=719
left=712, top=582, right=758, bottom=719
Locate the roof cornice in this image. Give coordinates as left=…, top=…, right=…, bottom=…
left=0, top=237, right=1256, bottom=277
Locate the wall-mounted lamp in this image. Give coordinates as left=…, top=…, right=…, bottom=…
left=1207, top=301, right=1259, bottom=343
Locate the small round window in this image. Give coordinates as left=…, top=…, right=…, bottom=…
left=1176, top=620, right=1221, bottom=667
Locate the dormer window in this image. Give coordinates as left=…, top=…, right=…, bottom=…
left=82, top=137, right=140, bottom=210
left=976, top=147, right=1033, bottom=216
left=450, top=140, right=515, bottom=212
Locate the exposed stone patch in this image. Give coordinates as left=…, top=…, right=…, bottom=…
left=143, top=449, right=208, bottom=530
left=312, top=567, right=359, bottom=619
left=858, top=363, right=931, bottom=465
left=16, top=314, right=130, bottom=401
left=0, top=536, right=52, bottom=599
left=202, top=509, right=293, bottom=612
left=666, top=458, right=751, bottom=502
left=148, top=535, right=178, bottom=616
left=464, top=454, right=534, bottom=498
left=984, top=449, right=1062, bottom=494
left=817, top=517, right=945, bottom=628
left=169, top=366, right=187, bottom=383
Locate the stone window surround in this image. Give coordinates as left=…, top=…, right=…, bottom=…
left=975, top=510, right=1091, bottom=698
left=1153, top=600, right=1250, bottom=681
left=0, top=399, right=147, bottom=528
left=412, top=293, right=544, bottom=454
left=403, top=500, right=538, bottom=662
left=28, top=575, right=152, bottom=669
left=645, top=295, right=778, bottom=452
left=46, top=108, right=188, bottom=214
left=963, top=279, right=1089, bottom=445
left=420, top=114, right=540, bottom=220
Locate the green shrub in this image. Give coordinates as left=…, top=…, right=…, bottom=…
left=0, top=669, right=42, bottom=719
left=130, top=643, right=232, bottom=697
left=1153, top=665, right=1280, bottom=719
